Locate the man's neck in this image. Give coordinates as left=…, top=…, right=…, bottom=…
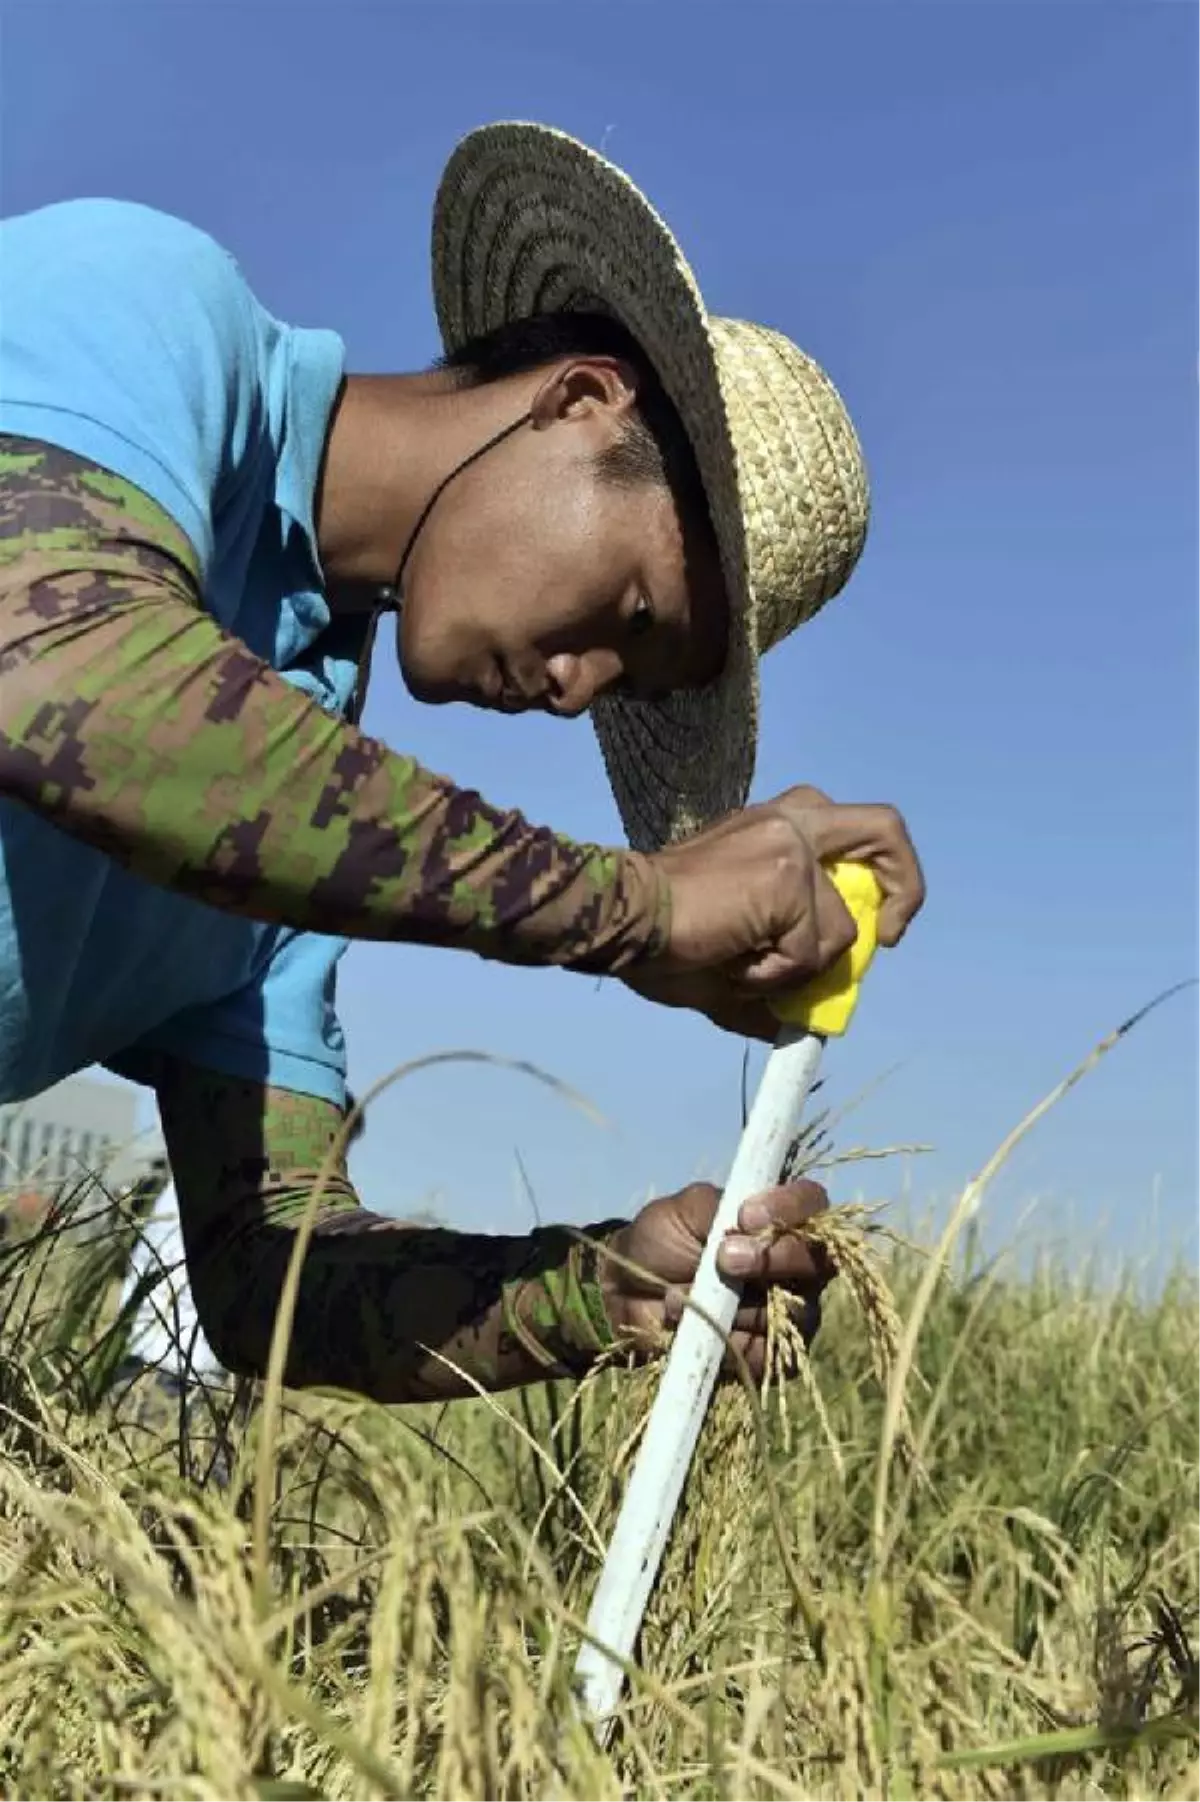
left=314, top=372, right=443, bottom=611
left=314, top=368, right=532, bottom=613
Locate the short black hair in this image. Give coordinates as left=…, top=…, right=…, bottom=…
left=437, top=312, right=712, bottom=531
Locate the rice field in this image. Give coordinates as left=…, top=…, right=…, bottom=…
left=0, top=1028, right=1195, bottom=1800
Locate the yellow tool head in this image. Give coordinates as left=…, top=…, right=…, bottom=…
left=770, top=860, right=883, bottom=1038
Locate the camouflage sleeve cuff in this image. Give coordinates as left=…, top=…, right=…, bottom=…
left=0, top=435, right=668, bottom=976
left=499, top=1217, right=631, bottom=1374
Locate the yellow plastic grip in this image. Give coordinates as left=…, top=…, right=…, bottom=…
left=770, top=860, right=884, bottom=1038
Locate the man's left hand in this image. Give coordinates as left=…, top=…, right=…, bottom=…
left=603, top=1178, right=834, bottom=1380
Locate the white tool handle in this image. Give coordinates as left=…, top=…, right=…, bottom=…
left=573, top=1024, right=825, bottom=1736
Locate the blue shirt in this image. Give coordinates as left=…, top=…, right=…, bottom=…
left=0, top=197, right=360, bottom=1107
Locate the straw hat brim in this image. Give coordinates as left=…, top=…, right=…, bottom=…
left=430, top=121, right=759, bottom=851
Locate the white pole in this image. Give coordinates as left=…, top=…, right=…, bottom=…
left=573, top=1024, right=825, bottom=1738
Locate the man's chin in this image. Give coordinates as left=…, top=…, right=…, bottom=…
left=400, top=663, right=485, bottom=710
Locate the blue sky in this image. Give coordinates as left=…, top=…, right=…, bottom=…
left=3, top=2, right=1196, bottom=1269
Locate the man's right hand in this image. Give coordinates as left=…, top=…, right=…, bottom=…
left=625, top=785, right=925, bottom=1037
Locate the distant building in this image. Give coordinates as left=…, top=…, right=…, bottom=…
left=0, top=1073, right=164, bottom=1210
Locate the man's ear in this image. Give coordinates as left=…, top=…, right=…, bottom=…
left=528, top=357, right=641, bottom=430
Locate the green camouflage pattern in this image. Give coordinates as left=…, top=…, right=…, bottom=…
left=0, top=434, right=669, bottom=971
left=153, top=1056, right=626, bottom=1399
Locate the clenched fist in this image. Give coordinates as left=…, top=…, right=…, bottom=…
left=602, top=1177, right=835, bottom=1380
left=626, top=784, right=925, bottom=1039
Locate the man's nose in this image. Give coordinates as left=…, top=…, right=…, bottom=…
left=545, top=649, right=623, bottom=718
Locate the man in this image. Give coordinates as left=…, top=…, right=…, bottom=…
left=0, top=122, right=924, bottom=1403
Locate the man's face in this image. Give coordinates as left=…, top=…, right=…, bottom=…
left=395, top=359, right=728, bottom=717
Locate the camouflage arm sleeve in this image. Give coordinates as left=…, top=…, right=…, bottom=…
left=153, top=1055, right=630, bottom=1402
left=0, top=437, right=669, bottom=972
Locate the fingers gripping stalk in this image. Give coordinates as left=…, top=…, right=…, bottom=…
left=573, top=862, right=883, bottom=1738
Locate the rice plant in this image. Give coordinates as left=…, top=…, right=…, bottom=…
left=0, top=1014, right=1195, bottom=1800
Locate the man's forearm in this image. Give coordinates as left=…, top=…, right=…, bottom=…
left=0, top=436, right=668, bottom=974
left=197, top=1206, right=626, bottom=1403
left=154, top=1058, right=628, bottom=1402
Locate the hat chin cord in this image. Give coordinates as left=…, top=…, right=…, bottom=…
left=348, top=409, right=533, bottom=723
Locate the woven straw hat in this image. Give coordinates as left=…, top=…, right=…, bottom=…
left=431, top=122, right=870, bottom=852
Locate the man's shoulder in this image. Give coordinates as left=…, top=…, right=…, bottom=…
left=4, top=196, right=254, bottom=323
left=0, top=196, right=277, bottom=572
left=6, top=194, right=232, bottom=263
